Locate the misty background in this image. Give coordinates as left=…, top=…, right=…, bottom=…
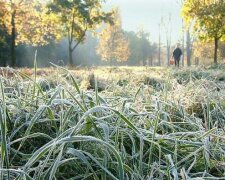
left=104, top=0, right=182, bottom=43
left=1, top=0, right=184, bottom=67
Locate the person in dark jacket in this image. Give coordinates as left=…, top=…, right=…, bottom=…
left=172, top=44, right=182, bottom=67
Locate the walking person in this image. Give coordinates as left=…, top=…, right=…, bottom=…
left=172, top=44, right=182, bottom=67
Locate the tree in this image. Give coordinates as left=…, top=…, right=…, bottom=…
left=97, top=8, right=130, bottom=65
left=124, top=31, right=140, bottom=66
left=182, top=0, right=225, bottom=64
left=0, top=26, right=10, bottom=67
left=0, top=0, right=56, bottom=67
left=158, top=23, right=161, bottom=66
left=193, top=41, right=214, bottom=64
left=194, top=41, right=225, bottom=64
left=124, top=31, right=157, bottom=66
left=49, top=0, right=112, bottom=66
left=149, top=43, right=158, bottom=66
left=162, top=15, right=172, bottom=66
left=186, top=28, right=192, bottom=66
left=125, top=29, right=158, bottom=66
left=0, top=1, right=10, bottom=66
left=177, top=0, right=185, bottom=66
left=137, top=29, right=151, bottom=66
left=73, top=32, right=102, bottom=66
left=219, top=42, right=225, bottom=61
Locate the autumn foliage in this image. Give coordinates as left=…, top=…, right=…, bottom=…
left=97, top=8, right=130, bottom=64
left=182, top=0, right=225, bottom=64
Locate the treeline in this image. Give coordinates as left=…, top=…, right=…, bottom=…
left=182, top=0, right=225, bottom=64
left=0, top=2, right=160, bottom=67
left=0, top=0, right=224, bottom=68
left=0, top=0, right=113, bottom=67
left=0, top=29, right=160, bottom=67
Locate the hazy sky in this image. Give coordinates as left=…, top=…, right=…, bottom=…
left=105, top=0, right=183, bottom=44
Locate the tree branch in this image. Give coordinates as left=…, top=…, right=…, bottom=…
left=71, top=24, right=88, bottom=52
left=70, top=11, right=75, bottom=44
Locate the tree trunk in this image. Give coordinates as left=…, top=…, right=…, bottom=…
left=166, top=40, right=171, bottom=66
left=186, top=29, right=191, bottom=66
left=214, top=37, right=219, bottom=64
left=68, top=37, right=73, bottom=66
left=158, top=24, right=161, bottom=66
left=150, top=56, right=153, bottom=66
left=165, top=14, right=172, bottom=67
left=142, top=56, right=146, bottom=66
left=158, top=44, right=161, bottom=66
left=68, top=46, right=73, bottom=66
left=182, top=20, right=185, bottom=67
left=11, top=10, right=16, bottom=67
left=3, top=59, right=7, bottom=67
left=68, top=34, right=86, bottom=67
left=0, top=52, right=7, bottom=67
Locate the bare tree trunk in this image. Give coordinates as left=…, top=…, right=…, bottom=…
left=3, top=57, right=7, bottom=67
left=150, top=56, right=153, bottom=66
left=68, top=45, right=73, bottom=66
left=182, top=20, right=185, bottom=67
left=158, top=23, right=161, bottom=66
left=186, top=29, right=191, bottom=66
left=67, top=23, right=87, bottom=67
left=166, top=39, right=171, bottom=66
left=164, top=14, right=172, bottom=67
left=68, top=35, right=86, bottom=66
left=0, top=52, right=7, bottom=67
left=10, top=10, right=16, bottom=67
left=214, top=37, right=219, bottom=64
left=143, top=57, right=146, bottom=66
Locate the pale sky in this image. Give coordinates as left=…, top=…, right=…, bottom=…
left=104, top=0, right=183, bottom=44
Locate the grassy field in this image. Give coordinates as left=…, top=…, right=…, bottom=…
left=1, top=65, right=225, bottom=179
